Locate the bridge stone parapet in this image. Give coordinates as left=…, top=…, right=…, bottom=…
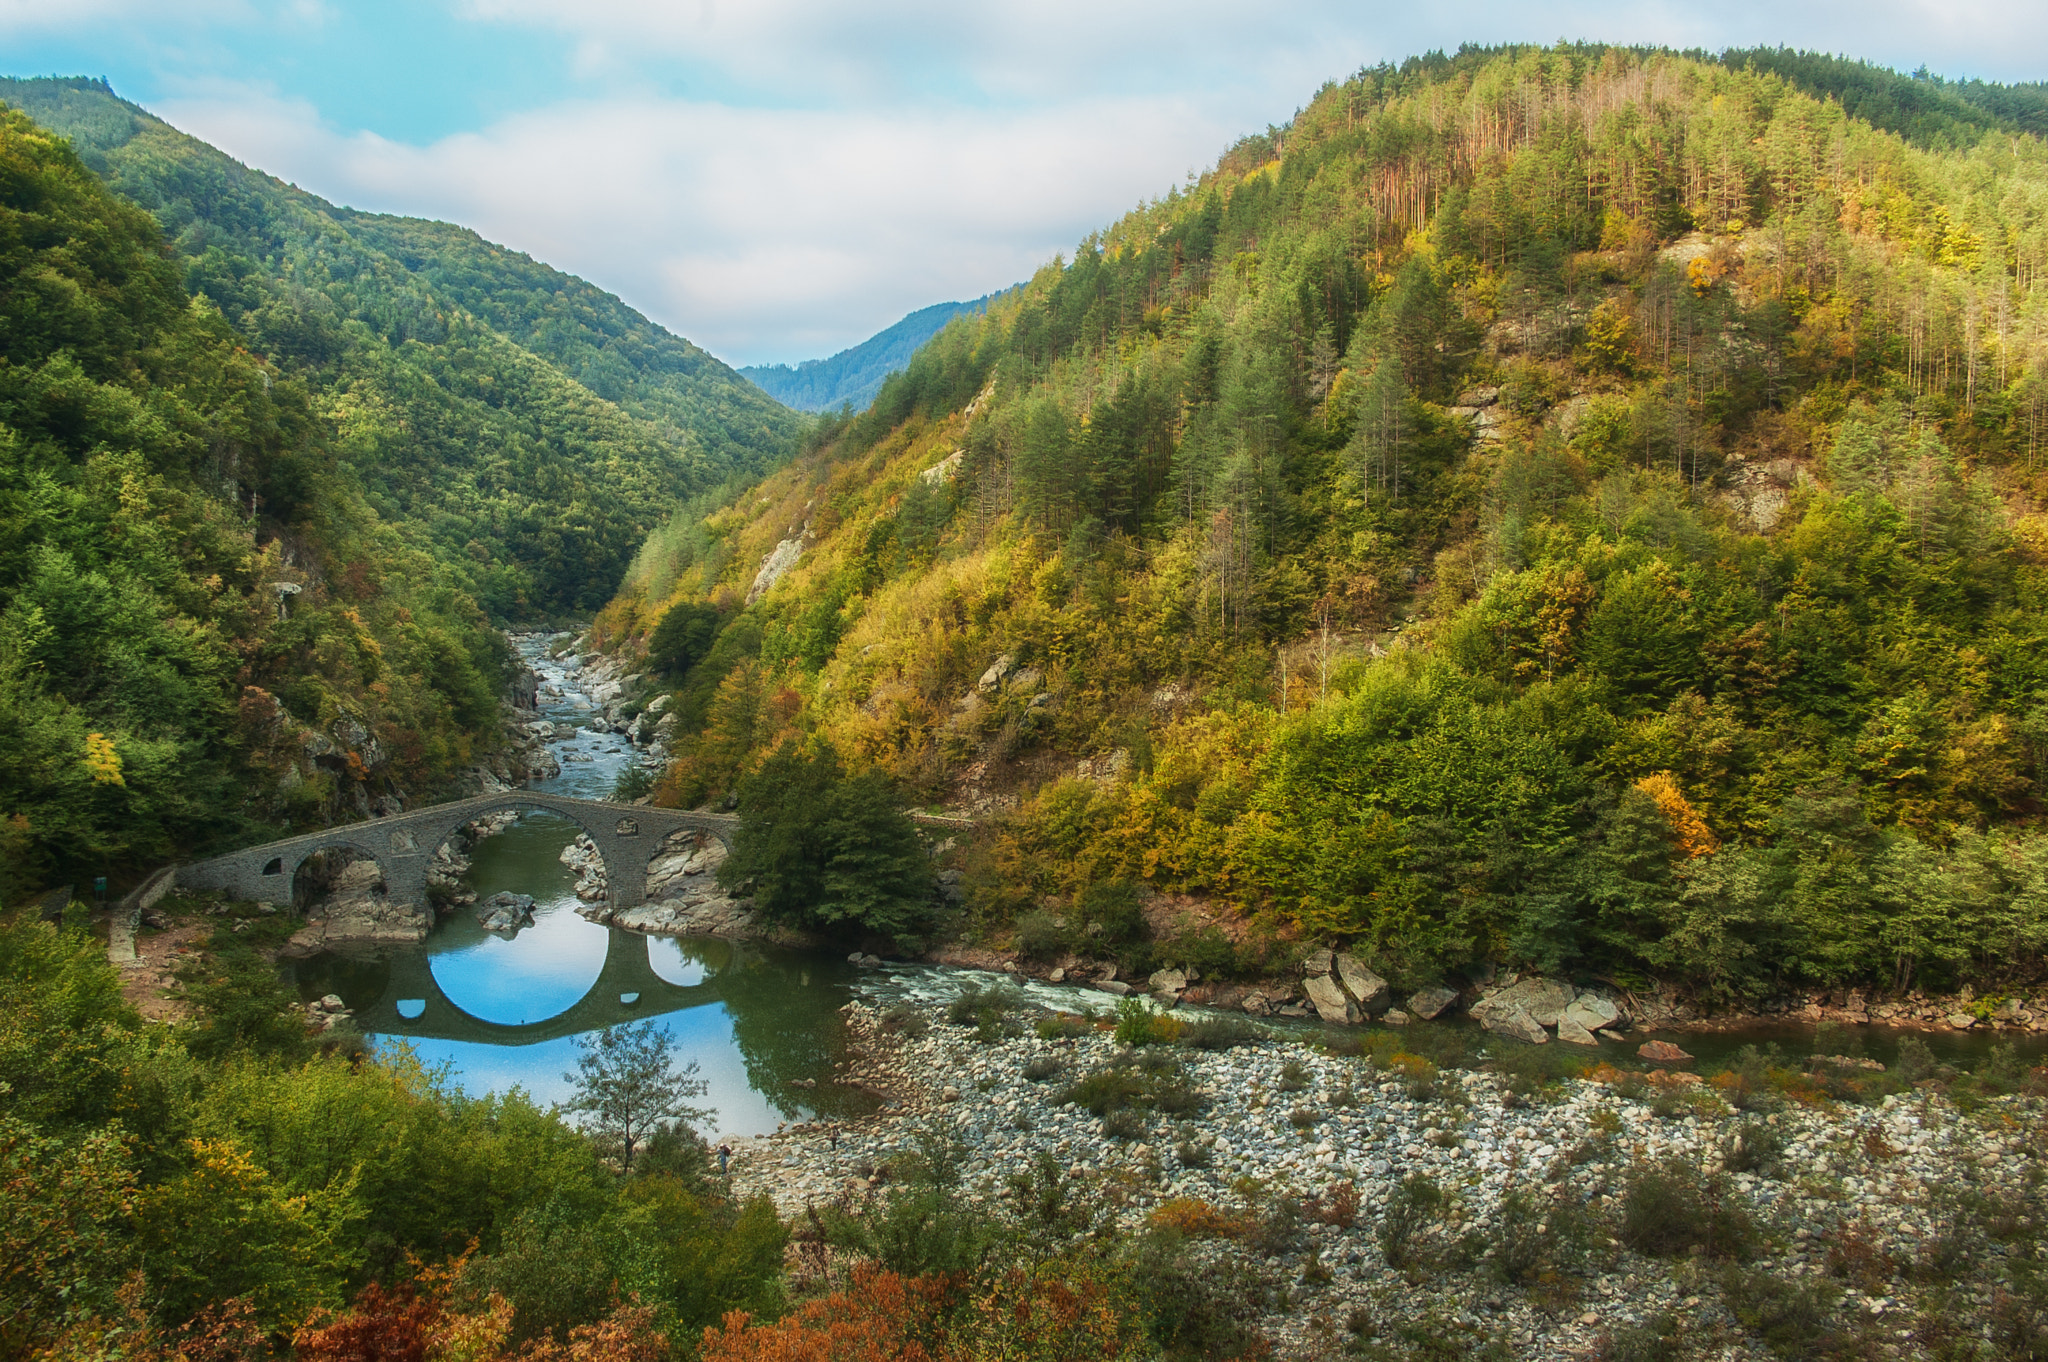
left=171, top=794, right=740, bottom=913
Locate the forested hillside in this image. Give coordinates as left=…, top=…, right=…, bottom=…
left=599, top=44, right=2048, bottom=1003
left=742, top=293, right=1008, bottom=412
left=0, top=107, right=527, bottom=897
left=0, top=77, right=802, bottom=617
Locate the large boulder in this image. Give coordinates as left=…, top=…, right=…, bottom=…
left=1485, top=1006, right=1549, bottom=1044
left=1149, top=967, right=1189, bottom=997
left=1335, top=954, right=1391, bottom=1013
left=1406, top=986, right=1459, bottom=1021
left=1301, top=947, right=1334, bottom=977
left=1564, top=992, right=1621, bottom=1032
left=1303, top=974, right=1357, bottom=1025
left=1479, top=976, right=1576, bottom=1027
left=1555, top=1016, right=1601, bottom=1047
left=1638, top=1039, right=1695, bottom=1064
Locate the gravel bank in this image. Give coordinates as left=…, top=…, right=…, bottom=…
left=727, top=1002, right=2044, bottom=1360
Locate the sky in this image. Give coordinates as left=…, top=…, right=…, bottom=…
left=3, top=1, right=2045, bottom=368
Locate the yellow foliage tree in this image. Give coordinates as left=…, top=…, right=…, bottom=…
left=82, top=733, right=123, bottom=787
left=1633, top=772, right=1719, bottom=858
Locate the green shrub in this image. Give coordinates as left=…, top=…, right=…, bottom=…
left=1277, top=1059, right=1311, bottom=1092
left=1598, top=1312, right=1689, bottom=1362
left=947, top=982, right=1021, bottom=1028
left=1033, top=1012, right=1091, bottom=1040
left=1378, top=1173, right=1444, bottom=1271
left=1022, top=1056, right=1061, bottom=1082
left=1014, top=908, right=1065, bottom=962
left=1179, top=1014, right=1265, bottom=1050
left=1077, top=879, right=1146, bottom=945
left=1061, top=1066, right=1148, bottom=1115
left=1719, top=1265, right=1844, bottom=1358
left=1113, top=996, right=1179, bottom=1046
left=1156, top=921, right=1237, bottom=979
left=1616, top=1161, right=1754, bottom=1259
left=1721, top=1120, right=1786, bottom=1176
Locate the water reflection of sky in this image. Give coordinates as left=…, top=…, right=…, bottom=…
left=427, top=900, right=610, bottom=1026
left=376, top=1001, right=786, bottom=1140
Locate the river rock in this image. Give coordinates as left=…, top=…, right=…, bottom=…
left=1335, top=954, right=1390, bottom=1012
left=1556, top=1016, right=1600, bottom=1046
left=1638, top=1039, right=1695, bottom=1064
left=1240, top=992, right=1271, bottom=1017
left=1096, top=980, right=1133, bottom=996
left=1303, top=974, right=1357, bottom=1025
left=1149, top=967, right=1189, bottom=996
left=1302, top=947, right=1334, bottom=977
left=1946, top=1013, right=1978, bottom=1030
left=1486, top=1006, right=1548, bottom=1044
left=1563, top=993, right=1620, bottom=1032
left=1480, top=976, right=1576, bottom=1026
left=1382, top=1009, right=1410, bottom=1026
left=1406, top=986, right=1458, bottom=1021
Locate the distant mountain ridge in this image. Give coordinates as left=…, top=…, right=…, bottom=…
left=743, top=293, right=1012, bottom=412
left=0, top=76, right=802, bottom=616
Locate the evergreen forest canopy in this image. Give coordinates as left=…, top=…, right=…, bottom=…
left=0, top=103, right=546, bottom=896
left=0, top=76, right=803, bottom=618
left=600, top=43, right=2048, bottom=1003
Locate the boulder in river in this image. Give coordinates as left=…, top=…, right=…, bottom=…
left=1303, top=974, right=1355, bottom=1025
left=1406, top=986, right=1458, bottom=1021
left=476, top=891, right=536, bottom=933
left=1489, top=1006, right=1549, bottom=1044
left=1637, top=1039, right=1695, bottom=1064
left=1335, top=953, right=1390, bottom=1013
left=1556, top=1016, right=1601, bottom=1046
left=1149, top=967, right=1188, bottom=997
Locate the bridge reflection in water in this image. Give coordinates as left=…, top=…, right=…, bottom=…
left=292, top=928, right=881, bottom=1134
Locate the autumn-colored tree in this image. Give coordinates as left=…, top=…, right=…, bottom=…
left=1633, top=773, right=1720, bottom=858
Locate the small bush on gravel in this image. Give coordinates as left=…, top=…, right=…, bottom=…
left=947, top=982, right=1021, bottom=1028
left=1278, top=1058, right=1312, bottom=1092
left=1488, top=1042, right=1585, bottom=1099
left=1033, top=1012, right=1091, bottom=1040
left=1120, top=1230, right=1276, bottom=1360
left=1721, top=1119, right=1786, bottom=1176
left=1719, top=1265, right=1846, bottom=1358
left=1114, top=996, right=1182, bottom=1046
left=1616, top=1160, right=1755, bottom=1259
left=1022, top=1055, right=1061, bottom=1082
left=1062, top=1066, right=1148, bottom=1114
left=1173, top=1128, right=1214, bottom=1168
left=1102, top=1108, right=1145, bottom=1140
left=1892, top=1033, right=1938, bottom=1084
left=877, top=1002, right=928, bottom=1037
left=1378, top=1173, right=1445, bottom=1271
left=1180, top=1015, right=1265, bottom=1050
left=1597, top=1312, right=1690, bottom=1362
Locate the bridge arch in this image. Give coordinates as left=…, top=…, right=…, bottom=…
left=409, top=794, right=636, bottom=911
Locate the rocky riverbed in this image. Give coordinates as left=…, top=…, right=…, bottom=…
left=726, top=1000, right=2046, bottom=1361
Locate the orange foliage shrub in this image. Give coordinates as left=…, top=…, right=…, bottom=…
left=700, top=1262, right=1144, bottom=1362
left=1148, top=1198, right=1245, bottom=1239
left=699, top=1264, right=957, bottom=1362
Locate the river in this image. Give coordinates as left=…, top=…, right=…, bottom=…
left=285, top=638, right=2039, bottom=1138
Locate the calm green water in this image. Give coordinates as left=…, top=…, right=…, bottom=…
left=287, top=812, right=882, bottom=1136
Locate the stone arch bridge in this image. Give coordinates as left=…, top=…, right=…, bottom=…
left=171, top=793, right=740, bottom=914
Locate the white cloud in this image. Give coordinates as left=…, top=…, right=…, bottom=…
left=83, top=0, right=2048, bottom=367
left=155, top=87, right=1232, bottom=364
